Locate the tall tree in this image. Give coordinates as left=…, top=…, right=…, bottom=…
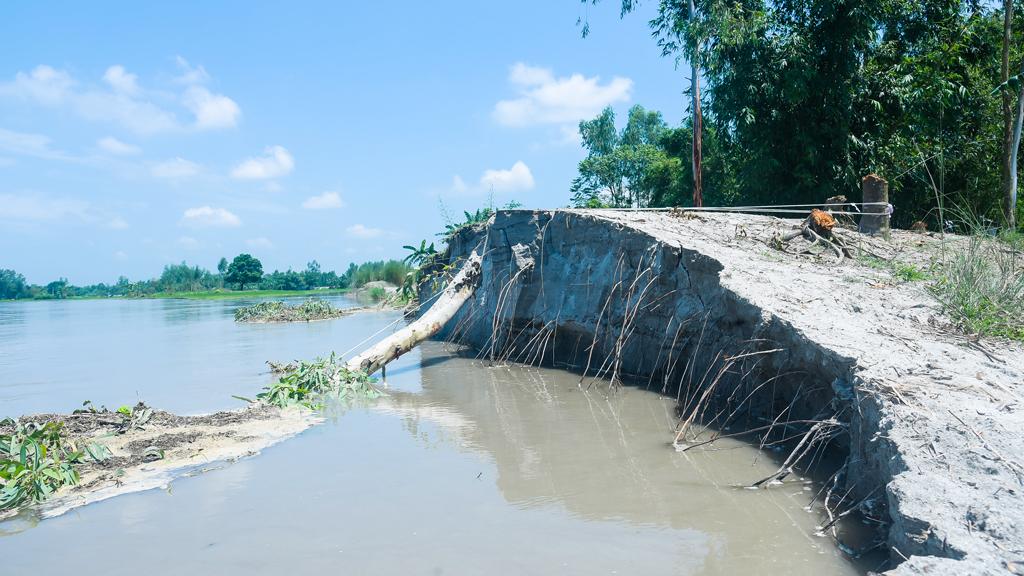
left=46, top=278, right=68, bottom=299
left=584, top=1, right=1015, bottom=227
left=0, top=269, right=29, bottom=299
left=217, top=257, right=229, bottom=275
left=225, top=254, right=264, bottom=291
left=571, top=105, right=670, bottom=208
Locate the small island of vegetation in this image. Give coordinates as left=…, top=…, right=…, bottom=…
left=234, top=298, right=361, bottom=323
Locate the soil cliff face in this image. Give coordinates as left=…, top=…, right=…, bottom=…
left=427, top=209, right=1024, bottom=576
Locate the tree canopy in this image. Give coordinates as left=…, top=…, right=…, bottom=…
left=578, top=0, right=1024, bottom=227
left=225, top=254, right=264, bottom=291
left=571, top=105, right=672, bottom=208
left=0, top=269, right=30, bottom=300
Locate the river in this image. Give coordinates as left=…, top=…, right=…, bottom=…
left=0, top=297, right=869, bottom=575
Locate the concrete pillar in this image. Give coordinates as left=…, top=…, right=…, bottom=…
left=860, top=174, right=890, bottom=237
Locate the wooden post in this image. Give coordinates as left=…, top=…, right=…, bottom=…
left=690, top=0, right=703, bottom=208
left=859, top=174, right=890, bottom=237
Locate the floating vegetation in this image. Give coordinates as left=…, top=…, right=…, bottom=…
left=257, top=353, right=384, bottom=409
left=0, top=419, right=85, bottom=510
left=234, top=298, right=356, bottom=323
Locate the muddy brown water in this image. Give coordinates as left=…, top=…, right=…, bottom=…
left=0, top=298, right=868, bottom=574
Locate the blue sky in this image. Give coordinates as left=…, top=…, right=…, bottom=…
left=0, top=1, right=687, bottom=285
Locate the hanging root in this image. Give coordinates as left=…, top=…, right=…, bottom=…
left=750, top=417, right=845, bottom=488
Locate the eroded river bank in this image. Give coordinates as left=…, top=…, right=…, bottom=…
left=0, top=297, right=869, bottom=575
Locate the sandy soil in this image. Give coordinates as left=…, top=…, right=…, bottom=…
left=4, top=403, right=320, bottom=519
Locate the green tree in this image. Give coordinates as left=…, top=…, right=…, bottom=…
left=0, top=269, right=30, bottom=299
left=582, top=0, right=1023, bottom=228
left=571, top=105, right=671, bottom=208
left=225, top=254, right=264, bottom=291
left=46, top=278, right=68, bottom=299
left=217, top=257, right=229, bottom=275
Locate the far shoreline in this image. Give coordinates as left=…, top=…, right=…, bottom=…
left=0, top=288, right=352, bottom=303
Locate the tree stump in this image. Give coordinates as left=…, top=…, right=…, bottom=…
left=859, top=174, right=890, bottom=237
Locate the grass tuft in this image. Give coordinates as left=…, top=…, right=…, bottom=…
left=930, top=235, right=1024, bottom=341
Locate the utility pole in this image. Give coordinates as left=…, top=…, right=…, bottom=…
left=1002, top=0, right=1017, bottom=228
left=690, top=0, right=704, bottom=208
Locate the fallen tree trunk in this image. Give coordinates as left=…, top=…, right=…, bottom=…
left=346, top=250, right=483, bottom=376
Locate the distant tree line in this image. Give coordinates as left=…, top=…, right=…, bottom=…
left=0, top=254, right=411, bottom=300
left=577, top=1, right=1024, bottom=229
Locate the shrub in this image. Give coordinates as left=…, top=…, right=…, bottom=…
left=930, top=236, right=1024, bottom=341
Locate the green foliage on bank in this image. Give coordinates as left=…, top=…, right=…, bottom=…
left=1, top=255, right=413, bottom=301
left=344, top=260, right=411, bottom=288
left=930, top=234, right=1024, bottom=341
left=0, top=420, right=83, bottom=510
left=577, top=1, right=1024, bottom=229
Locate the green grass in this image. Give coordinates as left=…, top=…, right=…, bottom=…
left=142, top=288, right=349, bottom=300
left=860, top=256, right=931, bottom=283
left=930, top=234, right=1024, bottom=341
left=367, top=286, right=387, bottom=302
left=892, top=263, right=929, bottom=282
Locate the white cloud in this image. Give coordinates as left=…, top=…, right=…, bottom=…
left=508, top=62, right=555, bottom=86
left=0, top=65, right=73, bottom=105
left=346, top=223, right=383, bottom=239
left=0, top=62, right=240, bottom=134
left=0, top=193, right=91, bottom=221
left=480, top=161, right=535, bottom=192
left=152, top=157, right=200, bottom=179
left=177, top=236, right=200, bottom=249
left=246, top=237, right=274, bottom=249
left=0, top=128, right=73, bottom=161
left=449, top=161, right=536, bottom=195
left=0, top=191, right=128, bottom=228
left=180, top=206, right=240, bottom=228
left=231, top=145, right=294, bottom=180
left=102, top=65, right=139, bottom=95
left=493, top=63, right=632, bottom=127
left=302, top=191, right=344, bottom=210
left=114, top=250, right=128, bottom=260
left=75, top=88, right=178, bottom=134
left=183, top=85, right=241, bottom=130
left=174, top=56, right=210, bottom=85
left=97, top=136, right=141, bottom=156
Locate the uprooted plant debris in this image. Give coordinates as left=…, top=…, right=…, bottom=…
left=234, top=298, right=364, bottom=323
left=0, top=352, right=386, bottom=515
left=254, top=353, right=384, bottom=408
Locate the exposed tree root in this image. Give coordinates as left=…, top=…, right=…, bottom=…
left=774, top=209, right=857, bottom=264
